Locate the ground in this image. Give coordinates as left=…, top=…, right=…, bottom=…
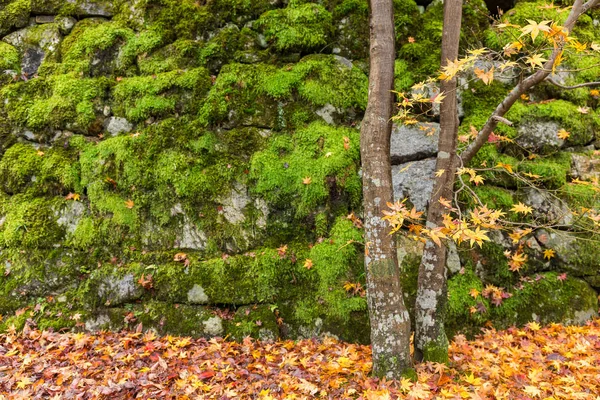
left=0, top=320, right=599, bottom=398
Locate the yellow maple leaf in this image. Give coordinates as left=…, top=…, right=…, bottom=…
left=125, top=199, right=135, bottom=209
left=511, top=202, right=533, bottom=215
left=474, top=67, right=494, bottom=85
left=302, top=176, right=312, bottom=185
left=571, top=40, right=588, bottom=53
left=469, top=288, right=480, bottom=298
left=551, top=50, right=564, bottom=74
left=438, top=197, right=453, bottom=208
left=431, top=91, right=446, bottom=104
left=499, top=61, right=518, bottom=72
left=16, top=376, right=32, bottom=389
left=470, top=174, right=485, bottom=186
left=543, top=249, right=556, bottom=260
left=525, top=54, right=548, bottom=68
left=439, top=59, right=462, bottom=81
left=435, top=169, right=445, bottom=177
left=468, top=48, right=487, bottom=56
left=496, top=162, right=514, bottom=174
left=526, top=321, right=541, bottom=331
left=303, top=259, right=313, bottom=269
left=464, top=373, right=482, bottom=386
left=557, top=129, right=570, bottom=140
left=578, top=106, right=590, bottom=114
left=523, top=385, right=542, bottom=398
left=424, top=227, right=447, bottom=247
left=509, top=252, right=528, bottom=271
left=65, top=192, right=81, bottom=201
left=523, top=172, right=542, bottom=179
left=411, top=81, right=426, bottom=91
left=521, top=19, right=552, bottom=41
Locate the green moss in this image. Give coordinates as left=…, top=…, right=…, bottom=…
left=226, top=305, right=279, bottom=340
left=250, top=122, right=361, bottom=217
left=394, top=60, right=415, bottom=92
left=468, top=144, right=519, bottom=188
left=138, top=39, right=203, bottom=75
left=0, top=195, right=64, bottom=248
left=562, top=182, right=600, bottom=210
left=445, top=267, right=491, bottom=338
left=153, top=248, right=298, bottom=305
left=446, top=266, right=598, bottom=338
left=475, top=241, right=513, bottom=285
left=422, top=333, right=449, bottom=364
left=300, top=217, right=365, bottom=322
left=59, top=19, right=135, bottom=75
left=137, top=301, right=214, bottom=337
left=198, top=56, right=368, bottom=127
left=0, top=143, right=79, bottom=195
left=518, top=153, right=571, bottom=190
left=471, top=185, right=515, bottom=211
left=255, top=3, right=332, bottom=53
left=208, top=0, right=275, bottom=26
left=0, top=42, right=20, bottom=72
left=116, top=0, right=212, bottom=42
left=1, top=73, right=110, bottom=131
left=0, top=0, right=30, bottom=36
left=262, top=55, right=368, bottom=109
left=397, top=0, right=489, bottom=81
left=509, top=100, right=599, bottom=148
left=500, top=272, right=598, bottom=326
left=112, top=68, right=211, bottom=122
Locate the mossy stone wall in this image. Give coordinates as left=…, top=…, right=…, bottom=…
left=0, top=0, right=598, bottom=341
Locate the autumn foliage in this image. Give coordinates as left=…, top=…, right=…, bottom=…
left=1, top=320, right=600, bottom=398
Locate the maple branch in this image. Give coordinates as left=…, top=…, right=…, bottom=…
left=545, top=77, right=600, bottom=90
left=492, top=116, right=513, bottom=126
left=460, top=0, right=600, bottom=165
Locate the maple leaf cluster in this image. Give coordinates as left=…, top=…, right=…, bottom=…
left=2, top=320, right=600, bottom=398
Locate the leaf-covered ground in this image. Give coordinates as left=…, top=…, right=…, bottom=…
left=1, top=320, right=600, bottom=399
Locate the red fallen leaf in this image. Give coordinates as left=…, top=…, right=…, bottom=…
left=488, top=132, right=500, bottom=143
left=198, top=371, right=215, bottom=380
left=557, top=273, right=567, bottom=281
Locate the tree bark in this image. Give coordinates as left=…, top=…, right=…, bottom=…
left=360, top=0, right=413, bottom=379
left=414, top=0, right=463, bottom=363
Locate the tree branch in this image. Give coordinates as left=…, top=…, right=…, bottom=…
left=545, top=77, right=600, bottom=90
left=459, top=0, right=600, bottom=164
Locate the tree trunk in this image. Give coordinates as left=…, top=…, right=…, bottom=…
left=414, top=0, right=463, bottom=363
left=360, top=0, right=413, bottom=379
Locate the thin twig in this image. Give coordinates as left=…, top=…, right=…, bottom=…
left=545, top=77, right=600, bottom=90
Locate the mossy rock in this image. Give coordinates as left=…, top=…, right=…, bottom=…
left=0, top=0, right=31, bottom=36
left=112, top=67, right=211, bottom=122
left=0, top=195, right=64, bottom=248
left=446, top=268, right=598, bottom=338
left=250, top=122, right=362, bottom=217
left=255, top=3, right=333, bottom=53
left=225, top=304, right=279, bottom=340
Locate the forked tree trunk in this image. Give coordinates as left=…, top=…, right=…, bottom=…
left=414, top=0, right=463, bottom=363
left=360, top=0, right=413, bottom=379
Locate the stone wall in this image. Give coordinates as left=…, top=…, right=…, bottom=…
left=0, top=0, right=598, bottom=341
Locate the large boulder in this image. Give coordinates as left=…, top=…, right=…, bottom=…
left=3, top=23, right=62, bottom=76
left=392, top=158, right=436, bottom=211
left=390, top=122, right=439, bottom=164
left=516, top=120, right=563, bottom=154
left=571, top=153, right=600, bottom=181
left=521, top=187, right=573, bottom=226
